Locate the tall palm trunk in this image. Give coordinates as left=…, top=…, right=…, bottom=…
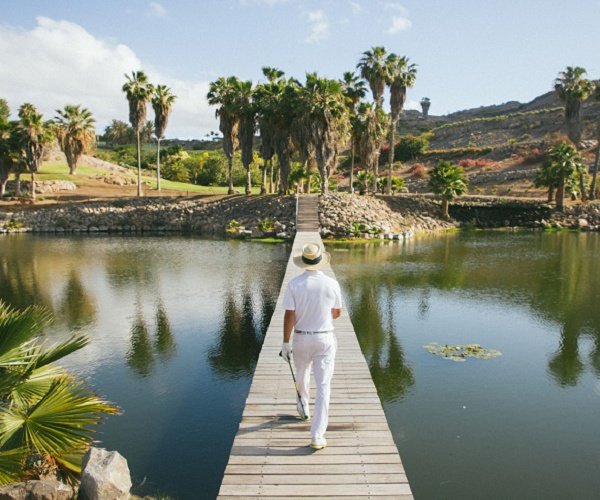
left=386, top=122, right=396, bottom=195
left=269, top=159, right=274, bottom=194
left=578, top=164, right=587, bottom=202
left=136, top=130, right=143, bottom=197
left=245, top=167, right=251, bottom=196
left=548, top=186, right=555, bottom=203
left=30, top=172, right=36, bottom=201
left=260, top=163, right=267, bottom=195
left=15, top=171, right=21, bottom=197
left=227, top=156, right=234, bottom=195
left=556, top=174, right=566, bottom=211
left=590, top=139, right=600, bottom=200
left=350, top=143, right=355, bottom=194
left=156, top=138, right=161, bottom=191
left=307, top=174, right=312, bottom=194
left=371, top=162, right=379, bottom=194
left=0, top=180, right=5, bottom=197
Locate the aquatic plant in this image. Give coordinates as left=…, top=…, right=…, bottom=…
left=423, top=343, right=502, bottom=362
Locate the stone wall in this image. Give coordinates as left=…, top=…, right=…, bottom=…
left=3, top=196, right=296, bottom=236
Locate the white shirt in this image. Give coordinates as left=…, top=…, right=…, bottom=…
left=283, top=270, right=343, bottom=332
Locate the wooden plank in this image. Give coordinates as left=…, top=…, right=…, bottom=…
left=221, top=472, right=407, bottom=484
left=217, top=225, right=412, bottom=498
left=220, top=483, right=412, bottom=496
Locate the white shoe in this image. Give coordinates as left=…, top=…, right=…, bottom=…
left=309, top=436, right=327, bottom=450
left=296, top=397, right=310, bottom=421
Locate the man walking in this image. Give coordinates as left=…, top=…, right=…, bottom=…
left=281, top=242, right=342, bottom=450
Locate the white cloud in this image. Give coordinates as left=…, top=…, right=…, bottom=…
left=381, top=3, right=411, bottom=33
left=305, top=9, right=329, bottom=43
left=350, top=1, right=362, bottom=15
left=148, top=2, right=167, bottom=18
left=0, top=17, right=215, bottom=138
left=387, top=15, right=412, bottom=33
left=405, top=99, right=420, bottom=110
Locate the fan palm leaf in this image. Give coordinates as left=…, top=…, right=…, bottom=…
left=357, top=46, right=389, bottom=108
left=0, top=448, right=25, bottom=484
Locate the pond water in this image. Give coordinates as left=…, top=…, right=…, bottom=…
left=0, top=235, right=289, bottom=499
left=329, top=231, right=600, bottom=500
left=2, top=232, right=600, bottom=499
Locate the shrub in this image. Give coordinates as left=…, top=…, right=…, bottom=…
left=226, top=219, right=241, bottom=233
left=392, top=134, right=429, bottom=162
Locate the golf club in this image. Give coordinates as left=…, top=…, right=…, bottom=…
left=279, top=350, right=308, bottom=420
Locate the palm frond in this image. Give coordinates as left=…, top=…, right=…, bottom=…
left=0, top=376, right=118, bottom=455
left=35, top=335, right=88, bottom=368
left=0, top=447, right=26, bottom=486
left=0, top=301, right=53, bottom=358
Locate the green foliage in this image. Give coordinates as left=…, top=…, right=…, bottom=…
left=423, top=146, right=494, bottom=158
left=349, top=221, right=383, bottom=236
left=376, top=176, right=407, bottom=194
left=428, top=160, right=468, bottom=201
left=258, top=218, right=275, bottom=232
left=0, top=301, right=118, bottom=485
left=4, top=218, right=24, bottom=230
left=392, top=134, right=429, bottom=161
left=0, top=99, right=9, bottom=123
left=225, top=219, right=241, bottom=234
left=352, top=170, right=373, bottom=195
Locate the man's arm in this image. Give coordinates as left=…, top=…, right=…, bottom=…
left=284, top=309, right=295, bottom=342
left=331, top=308, right=341, bottom=319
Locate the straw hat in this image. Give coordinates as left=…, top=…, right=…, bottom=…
left=293, top=243, right=331, bottom=270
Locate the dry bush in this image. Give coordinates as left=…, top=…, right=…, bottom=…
left=457, top=158, right=497, bottom=169
left=408, top=163, right=427, bottom=178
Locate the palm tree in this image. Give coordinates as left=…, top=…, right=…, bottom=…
left=255, top=68, right=285, bottom=194
left=0, top=106, right=13, bottom=197
left=122, top=71, right=154, bottom=197
left=151, top=85, right=176, bottom=191
left=341, top=71, right=367, bottom=194
left=234, top=80, right=256, bottom=195
left=420, top=97, right=431, bottom=118
left=385, top=54, right=416, bottom=194
left=18, top=104, right=52, bottom=200
left=207, top=76, right=241, bottom=195
left=261, top=66, right=285, bottom=83
left=554, top=66, right=594, bottom=147
left=353, top=102, right=388, bottom=193
left=590, top=84, right=600, bottom=200
left=0, top=301, right=117, bottom=485
left=546, top=142, right=584, bottom=211
left=297, top=73, right=350, bottom=194
left=103, top=119, right=131, bottom=146
left=357, top=46, right=389, bottom=108
left=428, top=160, right=468, bottom=217
left=53, top=105, right=96, bottom=176
left=555, top=66, right=594, bottom=200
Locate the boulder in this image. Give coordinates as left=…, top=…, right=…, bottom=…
left=0, top=480, right=73, bottom=500
left=79, top=448, right=132, bottom=500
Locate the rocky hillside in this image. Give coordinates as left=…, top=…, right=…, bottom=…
left=399, top=83, right=600, bottom=150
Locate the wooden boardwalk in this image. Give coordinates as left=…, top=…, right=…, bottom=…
left=218, top=197, right=412, bottom=499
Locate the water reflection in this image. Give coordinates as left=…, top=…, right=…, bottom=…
left=127, top=307, right=155, bottom=377
left=331, top=232, right=600, bottom=390
left=155, top=302, right=175, bottom=360
left=344, top=280, right=414, bottom=403
left=59, top=271, right=96, bottom=329
left=208, top=285, right=274, bottom=379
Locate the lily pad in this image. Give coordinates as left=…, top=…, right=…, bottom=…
left=424, top=343, right=502, bottom=362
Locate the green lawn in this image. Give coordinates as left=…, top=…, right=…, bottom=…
left=34, top=162, right=262, bottom=195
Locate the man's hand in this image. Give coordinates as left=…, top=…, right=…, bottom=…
left=281, top=342, right=292, bottom=362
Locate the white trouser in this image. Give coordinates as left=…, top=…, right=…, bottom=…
left=292, top=332, right=337, bottom=439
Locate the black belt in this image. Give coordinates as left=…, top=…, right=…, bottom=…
left=294, top=330, right=333, bottom=335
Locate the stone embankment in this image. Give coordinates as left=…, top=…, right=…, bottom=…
left=1, top=196, right=296, bottom=237
left=319, top=193, right=456, bottom=238
left=2, top=194, right=600, bottom=237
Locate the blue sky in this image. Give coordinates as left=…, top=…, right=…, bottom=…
left=1, top=0, right=599, bottom=138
